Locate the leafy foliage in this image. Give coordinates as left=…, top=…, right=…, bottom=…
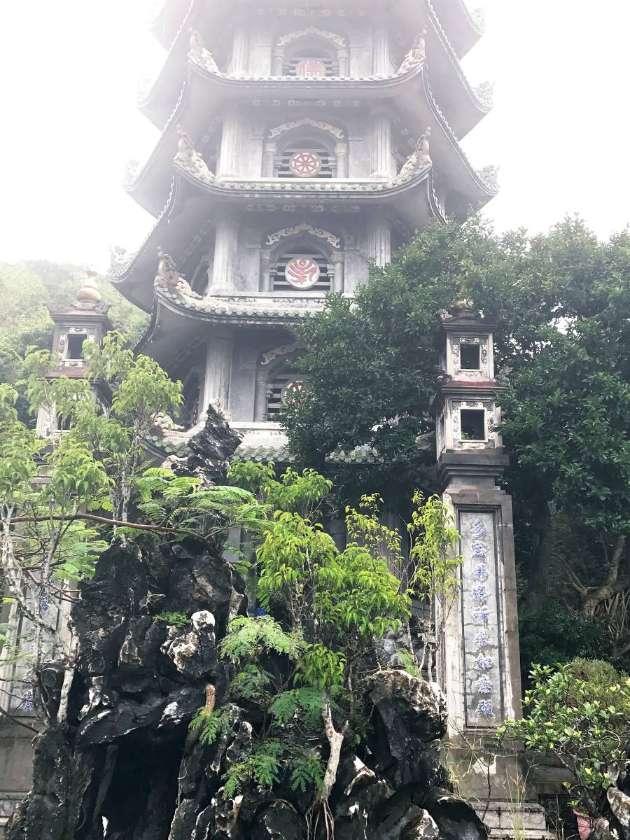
left=190, top=706, right=235, bottom=747
left=223, top=739, right=324, bottom=799
left=219, top=615, right=304, bottom=664
left=282, top=217, right=630, bottom=668
left=499, top=659, right=630, bottom=817
left=186, top=465, right=437, bottom=810
left=409, top=493, right=462, bottom=603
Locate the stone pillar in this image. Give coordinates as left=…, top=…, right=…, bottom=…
left=372, top=113, right=393, bottom=177
left=435, top=303, right=524, bottom=803
left=372, top=26, right=391, bottom=75
left=271, top=47, right=284, bottom=76
left=332, top=253, right=345, bottom=293
left=261, top=140, right=277, bottom=177
left=202, top=330, right=234, bottom=418
left=367, top=220, right=391, bottom=267
left=218, top=111, right=240, bottom=178
left=212, top=216, right=239, bottom=292
left=335, top=141, right=349, bottom=178
left=338, top=48, right=350, bottom=77
left=260, top=248, right=272, bottom=292
left=230, top=26, right=249, bottom=76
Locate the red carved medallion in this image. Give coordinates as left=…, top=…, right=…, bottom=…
left=285, top=257, right=321, bottom=289
left=296, top=59, right=327, bottom=78
left=289, top=151, right=322, bottom=178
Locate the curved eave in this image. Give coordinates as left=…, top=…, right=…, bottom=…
left=143, top=14, right=487, bottom=136
left=158, top=289, right=325, bottom=328
left=140, top=291, right=306, bottom=367
left=428, top=0, right=483, bottom=58
left=113, top=167, right=449, bottom=312
left=151, top=0, right=198, bottom=50
left=141, top=0, right=202, bottom=126
left=129, top=63, right=492, bottom=218
left=175, top=163, right=448, bottom=228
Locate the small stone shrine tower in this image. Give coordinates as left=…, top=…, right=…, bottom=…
left=435, top=304, right=549, bottom=836
left=437, top=302, right=521, bottom=736
left=35, top=285, right=111, bottom=438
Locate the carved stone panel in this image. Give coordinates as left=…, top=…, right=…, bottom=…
left=459, top=511, right=504, bottom=728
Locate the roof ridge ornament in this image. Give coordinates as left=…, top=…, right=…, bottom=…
left=392, top=128, right=432, bottom=185
left=174, top=126, right=215, bottom=184
left=155, top=249, right=201, bottom=299
left=474, top=80, right=494, bottom=109
left=397, top=29, right=427, bottom=75
left=188, top=30, right=222, bottom=76
left=478, top=164, right=499, bottom=193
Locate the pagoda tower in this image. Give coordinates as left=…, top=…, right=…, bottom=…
left=112, top=0, right=496, bottom=461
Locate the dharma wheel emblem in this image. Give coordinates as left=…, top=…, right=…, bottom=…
left=285, top=257, right=321, bottom=289
left=289, top=151, right=322, bottom=178
left=296, top=58, right=327, bottom=78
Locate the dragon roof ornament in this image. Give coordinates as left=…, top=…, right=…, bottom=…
left=174, top=127, right=215, bottom=183
left=155, top=249, right=201, bottom=300
left=188, top=30, right=223, bottom=76
left=392, top=128, right=432, bottom=185
left=397, top=30, right=427, bottom=76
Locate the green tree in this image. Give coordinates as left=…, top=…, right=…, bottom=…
left=0, top=338, right=184, bottom=721
left=499, top=659, right=630, bottom=821
left=192, top=462, right=460, bottom=826
left=282, top=217, right=630, bottom=670
left=0, top=260, right=148, bottom=423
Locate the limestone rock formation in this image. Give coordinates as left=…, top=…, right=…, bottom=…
left=7, top=409, right=488, bottom=840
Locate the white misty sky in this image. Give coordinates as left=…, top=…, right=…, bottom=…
left=0, top=0, right=628, bottom=271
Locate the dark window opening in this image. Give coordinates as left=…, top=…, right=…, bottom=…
left=266, top=373, right=302, bottom=420
left=460, top=409, right=486, bottom=441
left=67, top=334, right=87, bottom=360
left=191, top=261, right=210, bottom=296
left=460, top=343, right=481, bottom=370
left=56, top=414, right=72, bottom=432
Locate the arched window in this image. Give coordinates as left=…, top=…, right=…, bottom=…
left=263, top=119, right=347, bottom=179
left=272, top=28, right=349, bottom=77
left=262, top=224, right=344, bottom=294
left=270, top=239, right=334, bottom=293
left=275, top=136, right=336, bottom=179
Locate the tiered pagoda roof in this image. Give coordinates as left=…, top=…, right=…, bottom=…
left=114, top=0, right=495, bottom=318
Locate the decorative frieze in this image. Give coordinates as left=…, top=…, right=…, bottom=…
left=268, top=118, right=345, bottom=141
left=253, top=7, right=368, bottom=17
left=276, top=26, right=347, bottom=49
left=265, top=223, right=341, bottom=249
